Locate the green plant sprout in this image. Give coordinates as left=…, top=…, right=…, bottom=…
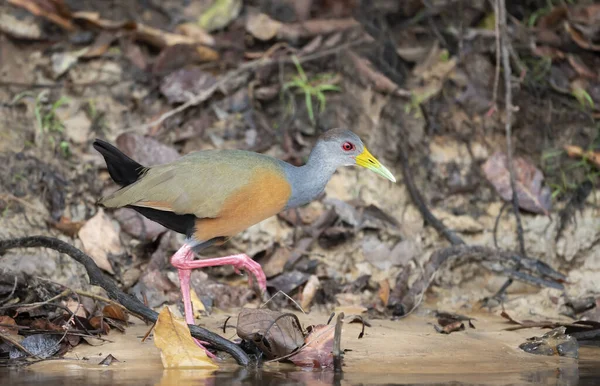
left=11, top=90, right=71, bottom=157
left=571, top=87, right=595, bottom=109
left=542, top=145, right=599, bottom=199
left=283, top=56, right=341, bottom=124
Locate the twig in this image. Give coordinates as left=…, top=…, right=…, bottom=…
left=1, top=289, right=70, bottom=312
left=489, top=0, right=526, bottom=301
left=333, top=312, right=344, bottom=373
left=398, top=141, right=464, bottom=246
left=72, top=289, right=130, bottom=312
left=0, top=236, right=250, bottom=366
left=499, top=0, right=526, bottom=258
left=490, top=0, right=501, bottom=111
left=493, top=201, right=509, bottom=249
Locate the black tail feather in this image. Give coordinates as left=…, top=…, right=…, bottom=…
left=93, top=139, right=145, bottom=187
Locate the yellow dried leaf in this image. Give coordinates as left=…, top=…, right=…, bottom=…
left=189, top=288, right=206, bottom=318
left=153, top=307, right=218, bottom=369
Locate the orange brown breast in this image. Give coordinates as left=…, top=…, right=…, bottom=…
left=192, top=167, right=292, bottom=242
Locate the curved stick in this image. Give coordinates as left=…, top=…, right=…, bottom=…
left=0, top=236, right=250, bottom=366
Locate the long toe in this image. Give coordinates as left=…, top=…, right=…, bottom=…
left=235, top=255, right=267, bottom=292
left=193, top=338, right=217, bottom=359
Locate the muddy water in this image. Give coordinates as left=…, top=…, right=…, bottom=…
left=1, top=311, right=599, bottom=385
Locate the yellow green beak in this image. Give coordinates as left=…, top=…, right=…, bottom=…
left=355, top=147, right=396, bottom=183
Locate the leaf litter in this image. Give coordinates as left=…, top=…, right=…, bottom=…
left=1, top=0, right=600, bottom=377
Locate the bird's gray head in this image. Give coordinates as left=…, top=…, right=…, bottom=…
left=312, top=128, right=396, bottom=182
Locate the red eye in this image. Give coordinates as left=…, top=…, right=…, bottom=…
left=342, top=142, right=355, bottom=151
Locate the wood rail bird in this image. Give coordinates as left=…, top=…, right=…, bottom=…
left=93, top=128, right=395, bottom=354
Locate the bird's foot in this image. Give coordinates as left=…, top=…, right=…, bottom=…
left=172, top=250, right=267, bottom=293
left=230, top=254, right=267, bottom=292
left=192, top=337, right=217, bottom=359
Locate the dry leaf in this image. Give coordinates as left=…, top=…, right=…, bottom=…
left=0, top=12, right=43, bottom=40
left=103, top=304, right=128, bottom=322
left=78, top=208, right=123, bottom=274
left=89, top=316, right=110, bottom=334
left=198, top=0, right=242, bottom=32
left=71, top=12, right=218, bottom=60
left=300, top=275, right=320, bottom=311
left=50, top=216, right=85, bottom=237
left=0, top=316, right=19, bottom=336
left=65, top=299, right=87, bottom=318
left=481, top=152, right=552, bottom=215
left=174, top=23, right=215, bottom=45
left=236, top=308, right=305, bottom=359
left=246, top=13, right=282, bottom=41
left=378, top=279, right=390, bottom=307
left=189, top=288, right=206, bottom=319
left=153, top=307, right=218, bottom=369
left=289, top=324, right=335, bottom=368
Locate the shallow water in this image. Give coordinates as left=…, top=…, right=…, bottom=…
left=2, top=361, right=600, bottom=386
left=2, top=311, right=599, bottom=385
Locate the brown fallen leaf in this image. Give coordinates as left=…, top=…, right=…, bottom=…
left=0, top=316, right=19, bottom=336
left=289, top=324, right=335, bottom=368
left=300, top=275, right=320, bottom=311
left=78, top=208, right=123, bottom=274
left=89, top=316, right=110, bottom=334
left=153, top=307, right=218, bottom=369
left=236, top=308, right=305, bottom=359
left=481, top=152, right=552, bottom=215
left=50, top=216, right=85, bottom=237
left=102, top=304, right=128, bottom=322
left=378, top=279, right=390, bottom=307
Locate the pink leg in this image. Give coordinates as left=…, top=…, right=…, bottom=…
left=170, top=245, right=216, bottom=358
left=169, top=244, right=267, bottom=355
